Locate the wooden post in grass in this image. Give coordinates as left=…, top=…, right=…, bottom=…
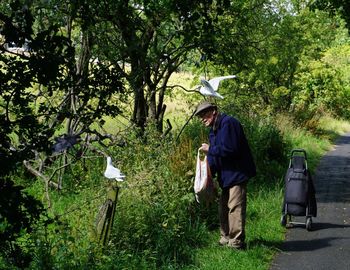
left=95, top=182, right=119, bottom=246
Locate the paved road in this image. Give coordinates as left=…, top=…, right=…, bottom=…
left=270, top=133, right=350, bottom=270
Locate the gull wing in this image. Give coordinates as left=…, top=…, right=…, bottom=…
left=208, top=75, right=237, bottom=91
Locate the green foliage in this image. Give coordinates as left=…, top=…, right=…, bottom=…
left=312, top=0, right=350, bottom=31
left=0, top=1, right=77, bottom=160
left=248, top=119, right=288, bottom=182
left=29, top=216, right=102, bottom=269
left=0, top=0, right=126, bottom=174
left=80, top=0, right=233, bottom=129
left=8, top=123, right=214, bottom=269
left=293, top=44, right=350, bottom=120
left=2, top=0, right=350, bottom=269
left=211, top=4, right=350, bottom=124
left=101, top=124, right=210, bottom=268
left=0, top=178, right=43, bottom=268
left=275, top=114, right=334, bottom=171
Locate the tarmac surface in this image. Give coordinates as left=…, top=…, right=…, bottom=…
left=270, top=133, right=350, bottom=270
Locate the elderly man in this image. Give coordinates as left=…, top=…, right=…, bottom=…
left=195, top=101, right=256, bottom=250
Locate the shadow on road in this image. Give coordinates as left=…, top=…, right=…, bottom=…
left=279, top=237, right=347, bottom=252
left=311, top=222, right=350, bottom=231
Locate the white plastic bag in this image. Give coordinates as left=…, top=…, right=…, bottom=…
left=194, top=150, right=214, bottom=204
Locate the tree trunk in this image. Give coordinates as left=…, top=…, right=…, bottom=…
left=129, top=52, right=148, bottom=129
left=148, top=87, right=156, bottom=121
left=133, top=87, right=147, bottom=129
left=66, top=29, right=91, bottom=134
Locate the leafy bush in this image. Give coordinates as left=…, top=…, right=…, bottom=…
left=61, top=124, right=206, bottom=268
left=0, top=178, right=43, bottom=268
left=293, top=44, right=350, bottom=121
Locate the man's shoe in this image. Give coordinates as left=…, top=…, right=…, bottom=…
left=227, top=241, right=246, bottom=250
left=219, top=237, right=229, bottom=246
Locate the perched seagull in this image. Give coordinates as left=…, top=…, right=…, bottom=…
left=104, top=156, right=125, bottom=181
left=199, top=75, right=237, bottom=99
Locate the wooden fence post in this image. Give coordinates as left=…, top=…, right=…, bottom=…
left=94, top=182, right=119, bottom=246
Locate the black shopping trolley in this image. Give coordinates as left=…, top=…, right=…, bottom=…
left=281, top=149, right=317, bottom=231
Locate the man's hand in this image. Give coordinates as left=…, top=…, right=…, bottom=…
left=199, top=143, right=209, bottom=154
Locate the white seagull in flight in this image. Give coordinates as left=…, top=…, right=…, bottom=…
left=199, top=75, right=237, bottom=99
left=104, top=156, right=125, bottom=181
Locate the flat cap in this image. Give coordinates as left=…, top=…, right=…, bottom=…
left=194, top=101, right=217, bottom=116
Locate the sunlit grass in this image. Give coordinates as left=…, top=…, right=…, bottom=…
left=318, top=115, right=350, bottom=137
left=276, top=114, right=334, bottom=171
left=184, top=185, right=284, bottom=270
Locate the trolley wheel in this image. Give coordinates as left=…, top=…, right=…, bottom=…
left=306, top=217, right=312, bottom=231
left=281, top=214, right=287, bottom=227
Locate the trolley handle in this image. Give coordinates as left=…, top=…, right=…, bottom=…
left=290, top=148, right=307, bottom=160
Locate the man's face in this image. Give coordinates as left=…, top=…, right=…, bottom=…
left=198, top=109, right=216, bottom=127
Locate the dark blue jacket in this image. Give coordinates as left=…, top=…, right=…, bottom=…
left=207, top=113, right=256, bottom=189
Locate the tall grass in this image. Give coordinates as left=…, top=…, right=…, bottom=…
left=275, top=114, right=341, bottom=171
left=5, top=111, right=350, bottom=269
left=182, top=184, right=284, bottom=270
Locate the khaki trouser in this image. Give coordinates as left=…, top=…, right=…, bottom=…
left=219, top=182, right=247, bottom=248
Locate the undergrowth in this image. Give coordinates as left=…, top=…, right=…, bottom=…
left=3, top=113, right=349, bottom=269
